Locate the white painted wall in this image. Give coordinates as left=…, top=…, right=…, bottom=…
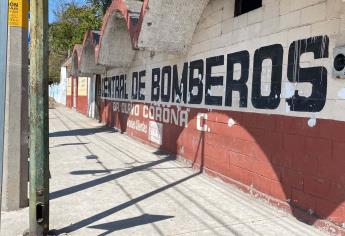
left=59, top=66, right=67, bottom=105
left=49, top=66, right=67, bottom=105
left=102, top=0, right=345, bottom=122
left=88, top=76, right=96, bottom=119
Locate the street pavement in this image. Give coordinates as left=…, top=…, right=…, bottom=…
left=1, top=105, right=327, bottom=235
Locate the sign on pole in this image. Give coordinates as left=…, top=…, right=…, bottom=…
left=0, top=0, right=9, bottom=226
left=8, top=0, right=29, bottom=29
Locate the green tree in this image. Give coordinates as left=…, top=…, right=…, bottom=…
left=48, top=3, right=102, bottom=83
left=86, top=0, right=112, bottom=15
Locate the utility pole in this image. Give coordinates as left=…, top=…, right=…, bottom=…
left=0, top=0, right=9, bottom=226
left=29, top=0, right=49, bottom=235
left=3, top=0, right=30, bottom=211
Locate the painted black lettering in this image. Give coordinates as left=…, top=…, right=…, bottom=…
left=286, top=36, right=329, bottom=112
left=225, top=51, right=249, bottom=108
left=161, top=66, right=172, bottom=102
left=131, top=72, right=138, bottom=99
left=110, top=76, right=115, bottom=98
left=115, top=76, right=120, bottom=98
left=189, top=59, right=204, bottom=104
left=124, top=74, right=128, bottom=99
left=205, top=55, right=224, bottom=106
left=252, top=44, right=283, bottom=109
left=139, top=70, right=146, bottom=101
left=119, top=75, right=125, bottom=99
left=172, top=63, right=188, bottom=103
left=151, top=68, right=160, bottom=101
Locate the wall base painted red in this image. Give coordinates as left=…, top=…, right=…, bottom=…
left=66, top=95, right=73, bottom=109
left=76, top=96, right=88, bottom=116
left=100, top=100, right=345, bottom=234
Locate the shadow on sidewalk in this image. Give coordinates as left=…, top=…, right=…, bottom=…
left=49, top=127, right=117, bottom=138
left=50, top=142, right=90, bottom=148
left=88, top=214, right=174, bottom=236
left=53, top=172, right=199, bottom=234
left=49, top=156, right=176, bottom=200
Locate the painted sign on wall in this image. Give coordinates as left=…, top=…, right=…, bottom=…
left=67, top=77, right=72, bottom=96
left=101, top=36, right=337, bottom=120
left=148, top=121, right=163, bottom=145
left=78, top=77, right=88, bottom=96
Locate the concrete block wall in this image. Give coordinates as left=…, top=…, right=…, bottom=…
left=70, top=0, right=345, bottom=232
left=76, top=96, right=88, bottom=115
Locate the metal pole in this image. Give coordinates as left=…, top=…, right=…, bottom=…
left=29, top=0, right=49, bottom=235
left=0, top=0, right=9, bottom=227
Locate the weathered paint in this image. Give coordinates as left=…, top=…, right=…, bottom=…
left=67, top=0, right=345, bottom=232
left=100, top=100, right=345, bottom=230
left=29, top=0, right=49, bottom=233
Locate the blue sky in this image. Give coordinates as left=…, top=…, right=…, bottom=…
left=49, top=0, right=86, bottom=22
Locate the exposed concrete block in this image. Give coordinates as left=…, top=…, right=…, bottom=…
left=266, top=30, right=289, bottom=48
left=295, top=0, right=326, bottom=11
left=222, top=0, right=235, bottom=20
left=280, top=0, right=325, bottom=15
left=137, top=0, right=210, bottom=53
left=280, top=11, right=301, bottom=30
left=247, top=23, right=262, bottom=40
left=206, top=23, right=222, bottom=40
left=221, top=17, right=234, bottom=35
left=326, top=0, right=345, bottom=19
left=199, top=10, right=223, bottom=30
left=311, top=18, right=341, bottom=36
left=80, top=31, right=105, bottom=75
left=280, top=0, right=292, bottom=15
left=233, top=13, right=248, bottom=30
left=264, top=1, right=280, bottom=20
left=98, top=13, right=135, bottom=68
left=287, top=25, right=311, bottom=42
left=203, top=0, right=225, bottom=18
left=219, top=31, right=232, bottom=47
left=301, top=3, right=327, bottom=25
left=261, top=17, right=280, bottom=37
left=263, top=0, right=276, bottom=6
left=247, top=7, right=264, bottom=25
left=232, top=27, right=249, bottom=44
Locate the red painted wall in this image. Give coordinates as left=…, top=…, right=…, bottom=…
left=66, top=95, right=73, bottom=108
left=76, top=77, right=88, bottom=116
left=66, top=77, right=75, bottom=109
left=100, top=100, right=345, bottom=229
left=66, top=77, right=89, bottom=115
left=76, top=96, right=88, bottom=116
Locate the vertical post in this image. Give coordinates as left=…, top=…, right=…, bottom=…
left=0, top=0, right=9, bottom=226
left=3, top=0, right=29, bottom=211
left=29, top=0, right=49, bottom=235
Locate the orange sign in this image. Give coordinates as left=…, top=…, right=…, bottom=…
left=8, top=0, right=28, bottom=29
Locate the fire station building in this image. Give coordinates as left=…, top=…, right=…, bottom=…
left=64, top=0, right=345, bottom=233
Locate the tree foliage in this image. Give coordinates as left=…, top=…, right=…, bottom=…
left=86, top=0, right=113, bottom=15
left=49, top=3, right=102, bottom=83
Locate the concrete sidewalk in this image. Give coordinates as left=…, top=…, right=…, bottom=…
left=1, top=106, right=326, bottom=235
